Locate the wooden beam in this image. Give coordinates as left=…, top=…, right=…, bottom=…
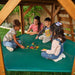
left=57, top=0, right=75, bottom=20
left=41, top=5, right=51, bottom=17
left=0, top=0, right=21, bottom=25
left=0, top=38, right=6, bottom=75
left=24, top=5, right=33, bottom=16
left=53, top=5, right=61, bottom=17
left=23, top=3, right=52, bottom=6
left=72, top=57, right=75, bottom=75
left=51, top=3, right=55, bottom=24
left=19, top=5, right=25, bottom=34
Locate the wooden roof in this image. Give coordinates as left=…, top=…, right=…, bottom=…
left=0, top=0, right=58, bottom=5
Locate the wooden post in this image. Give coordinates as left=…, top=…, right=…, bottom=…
left=51, top=3, right=55, bottom=24
left=72, top=57, right=75, bottom=75
left=53, top=5, right=61, bottom=17
left=19, top=5, right=25, bottom=34
left=0, top=38, right=6, bottom=75
left=0, top=0, right=21, bottom=25
left=69, top=16, right=74, bottom=41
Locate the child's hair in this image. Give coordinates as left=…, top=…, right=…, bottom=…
left=13, top=19, right=21, bottom=27
left=44, top=17, right=51, bottom=22
left=34, top=16, right=41, bottom=32
left=50, top=22, right=66, bottom=43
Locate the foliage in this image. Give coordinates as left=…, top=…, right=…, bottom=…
left=0, top=4, right=43, bottom=30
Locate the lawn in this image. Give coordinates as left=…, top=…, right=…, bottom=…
left=0, top=28, right=71, bottom=75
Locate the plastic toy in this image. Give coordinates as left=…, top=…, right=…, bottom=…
left=25, top=42, right=39, bottom=50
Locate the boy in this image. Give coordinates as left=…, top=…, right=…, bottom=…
left=3, top=19, right=25, bottom=52
left=36, top=17, right=51, bottom=43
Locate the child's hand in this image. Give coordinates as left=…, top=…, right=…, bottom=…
left=20, top=45, right=25, bottom=49
left=16, top=38, right=19, bottom=40
left=41, top=49, right=47, bottom=51
left=35, top=36, right=38, bottom=39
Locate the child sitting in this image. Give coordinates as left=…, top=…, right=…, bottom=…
left=41, top=22, right=66, bottom=60
left=36, top=17, right=51, bottom=43
left=3, top=19, right=25, bottom=52
left=27, top=16, right=43, bottom=35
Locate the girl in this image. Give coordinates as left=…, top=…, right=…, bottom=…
left=3, top=19, right=25, bottom=52
left=41, top=22, right=66, bottom=60
left=27, top=16, right=43, bottom=35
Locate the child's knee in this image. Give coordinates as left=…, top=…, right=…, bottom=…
left=41, top=52, right=46, bottom=57
left=42, top=40, right=47, bottom=43
left=3, top=41, right=13, bottom=47
left=17, top=40, right=21, bottom=44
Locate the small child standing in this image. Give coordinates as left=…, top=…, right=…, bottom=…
left=3, top=19, right=25, bottom=52
left=41, top=22, right=66, bottom=60
left=36, top=17, right=51, bottom=43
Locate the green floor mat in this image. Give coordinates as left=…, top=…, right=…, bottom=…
left=2, top=34, right=75, bottom=72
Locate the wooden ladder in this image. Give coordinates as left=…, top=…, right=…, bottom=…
left=57, top=9, right=74, bottom=41
left=57, top=0, right=75, bottom=21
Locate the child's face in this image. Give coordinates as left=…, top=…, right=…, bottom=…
left=45, top=21, right=51, bottom=27
left=14, top=26, right=20, bottom=31
left=34, top=19, right=38, bottom=25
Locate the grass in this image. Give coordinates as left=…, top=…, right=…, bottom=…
left=0, top=28, right=71, bottom=75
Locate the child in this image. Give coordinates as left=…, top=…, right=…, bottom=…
left=41, top=22, right=66, bottom=60
left=27, top=16, right=43, bottom=35
left=3, top=19, right=25, bottom=52
left=36, top=17, right=51, bottom=43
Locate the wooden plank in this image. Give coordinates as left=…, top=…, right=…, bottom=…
left=53, top=5, right=61, bottom=17
left=63, top=24, right=72, bottom=28
left=23, top=3, right=52, bottom=6
left=59, top=10, right=68, bottom=14
left=0, top=0, right=21, bottom=25
left=59, top=17, right=70, bottom=22
left=57, top=0, right=75, bottom=20
left=19, top=5, right=25, bottom=34
left=41, top=5, right=51, bottom=17
left=65, top=35, right=72, bottom=40
left=72, top=57, right=75, bottom=75
left=24, top=5, right=33, bottom=16
left=64, top=30, right=71, bottom=34
left=0, top=38, right=6, bottom=75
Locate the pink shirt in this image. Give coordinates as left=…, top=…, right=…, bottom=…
left=29, top=23, right=43, bottom=32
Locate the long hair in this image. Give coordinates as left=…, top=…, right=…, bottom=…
left=50, top=23, right=66, bottom=43
left=34, top=16, right=41, bottom=32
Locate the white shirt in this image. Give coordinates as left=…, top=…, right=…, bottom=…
left=46, top=38, right=63, bottom=56
left=3, top=28, right=16, bottom=41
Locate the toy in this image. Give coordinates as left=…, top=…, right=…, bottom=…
left=35, top=46, right=39, bottom=49
left=25, top=42, right=39, bottom=50
left=25, top=46, right=29, bottom=49
left=43, top=49, right=47, bottom=50
left=30, top=46, right=35, bottom=49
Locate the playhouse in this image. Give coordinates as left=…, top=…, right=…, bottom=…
left=0, top=0, right=75, bottom=75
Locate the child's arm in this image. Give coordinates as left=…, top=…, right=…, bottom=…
left=13, top=35, right=25, bottom=49
left=35, top=26, right=46, bottom=39
left=27, top=28, right=38, bottom=35
left=46, top=40, right=60, bottom=54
